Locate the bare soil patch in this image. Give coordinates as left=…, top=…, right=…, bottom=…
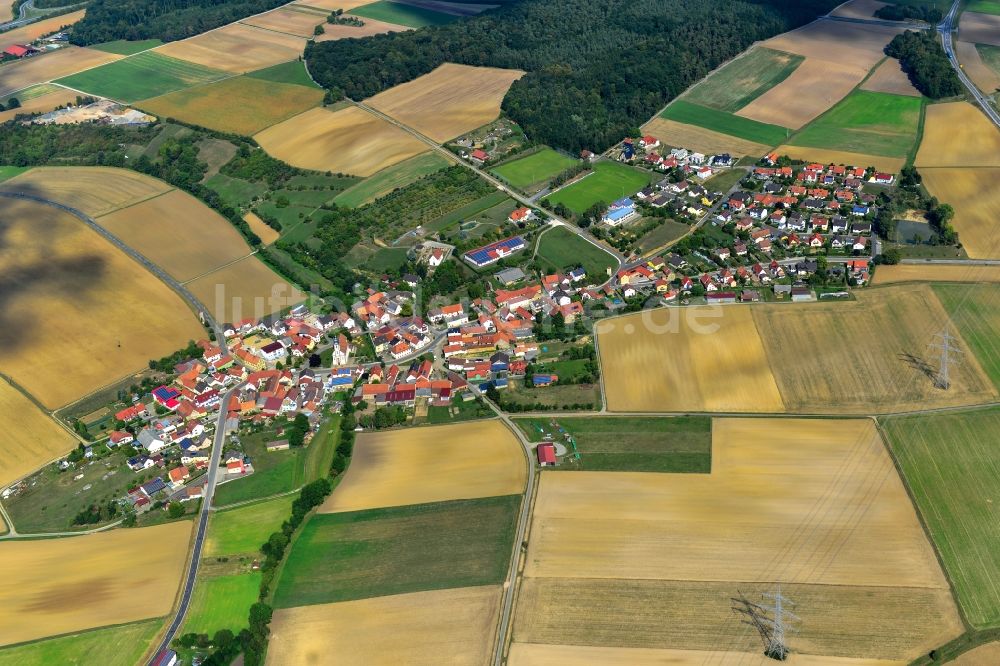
left=737, top=59, right=868, bottom=129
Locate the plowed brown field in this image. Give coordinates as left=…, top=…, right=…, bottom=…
left=737, top=59, right=867, bottom=129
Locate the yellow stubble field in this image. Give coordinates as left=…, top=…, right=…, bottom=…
left=737, top=59, right=868, bottom=129
left=641, top=116, right=771, bottom=156
left=0, top=166, right=172, bottom=217
left=0, top=86, right=79, bottom=123
left=510, top=644, right=904, bottom=666
left=267, top=585, right=500, bottom=666
left=861, top=58, right=921, bottom=97
left=919, top=168, right=1000, bottom=259
left=292, top=0, right=376, bottom=9
left=315, top=15, right=408, bottom=41
left=319, top=420, right=526, bottom=513
left=0, top=382, right=75, bottom=489
left=95, top=189, right=252, bottom=281
left=0, top=197, right=205, bottom=408
left=241, top=5, right=329, bottom=38
left=0, top=47, right=122, bottom=98
left=366, top=63, right=525, bottom=142
left=960, top=11, right=1000, bottom=47
left=187, top=255, right=306, bottom=323
left=873, top=263, right=1000, bottom=285
left=916, top=102, right=1000, bottom=167
left=772, top=144, right=905, bottom=173
left=154, top=23, right=306, bottom=74
left=0, top=10, right=85, bottom=44
left=254, top=105, right=429, bottom=176
left=244, top=212, right=280, bottom=245
left=596, top=305, right=785, bottom=413
left=953, top=642, right=1000, bottom=665
left=0, top=521, right=192, bottom=646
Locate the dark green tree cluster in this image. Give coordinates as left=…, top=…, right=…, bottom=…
left=149, top=339, right=201, bottom=373
left=874, top=3, right=942, bottom=23
left=72, top=501, right=120, bottom=525
left=305, top=0, right=840, bottom=151
left=287, top=412, right=310, bottom=447
left=357, top=405, right=406, bottom=429
left=885, top=30, right=963, bottom=99
left=0, top=123, right=154, bottom=166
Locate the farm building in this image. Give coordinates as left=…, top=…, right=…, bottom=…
left=537, top=442, right=556, bottom=467
left=464, top=236, right=527, bottom=268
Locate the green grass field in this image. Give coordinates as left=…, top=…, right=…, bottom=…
left=933, top=284, right=1000, bottom=391
left=660, top=100, right=790, bottom=146
left=0, top=166, right=28, bottom=182
left=882, top=407, right=1000, bottom=627
left=491, top=148, right=579, bottom=190
left=0, top=619, right=162, bottom=666
left=89, top=39, right=164, bottom=56
left=206, top=495, right=296, bottom=558
left=183, top=573, right=261, bottom=636
left=333, top=153, right=449, bottom=208
left=546, top=161, right=653, bottom=214
left=967, top=0, right=1000, bottom=14
left=684, top=47, right=804, bottom=113
left=515, top=416, right=712, bottom=472
left=350, top=0, right=456, bottom=27
left=636, top=218, right=690, bottom=254
left=246, top=60, right=320, bottom=89
left=535, top=226, right=616, bottom=280
left=424, top=190, right=512, bottom=234
left=274, top=495, right=520, bottom=608
left=788, top=90, right=922, bottom=157
left=368, top=247, right=410, bottom=272
left=704, top=168, right=747, bottom=193
left=55, top=51, right=227, bottom=103
left=205, top=173, right=268, bottom=208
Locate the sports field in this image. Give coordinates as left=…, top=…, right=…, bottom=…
left=0, top=47, right=122, bottom=98
left=95, top=189, right=252, bottom=281
left=916, top=102, right=1000, bottom=167
left=333, top=152, right=449, bottom=207
left=254, top=105, right=430, bottom=176
left=934, top=283, right=1000, bottom=389
left=883, top=406, right=1000, bottom=627
left=0, top=196, right=204, bottom=408
left=184, top=573, right=261, bottom=636
left=350, top=0, right=455, bottom=27
left=0, top=381, right=75, bottom=488
left=187, top=255, right=306, bottom=323
left=55, top=51, right=227, bottom=103
left=515, top=418, right=960, bottom=661
left=640, top=116, right=771, bottom=157
left=492, top=148, right=578, bottom=190
left=154, top=23, right=306, bottom=74
left=919, top=168, right=1000, bottom=258
left=274, top=495, right=519, bottom=608
left=683, top=46, right=804, bottom=113
left=205, top=495, right=296, bottom=557
left=267, top=586, right=500, bottom=666
left=535, top=226, right=617, bottom=279
left=319, top=420, right=526, bottom=514
left=596, top=305, right=785, bottom=413
left=0, top=521, right=191, bottom=646
left=241, top=5, right=329, bottom=38
left=787, top=90, right=922, bottom=157
left=139, top=75, right=323, bottom=136
left=961, top=11, right=1000, bottom=46
left=546, top=161, right=653, bottom=214
left=861, top=57, right=922, bottom=97
left=659, top=100, right=790, bottom=146
left=366, top=63, right=524, bottom=142
left=514, top=416, right=712, bottom=473
left=0, top=619, right=162, bottom=666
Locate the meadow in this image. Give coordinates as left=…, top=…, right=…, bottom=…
left=0, top=620, right=162, bottom=666
left=205, top=495, right=296, bottom=557
left=883, top=407, right=1000, bottom=627
left=492, top=148, right=578, bottom=190
left=683, top=46, right=804, bottom=113
left=89, top=39, right=164, bottom=56
left=967, top=0, right=1000, bottom=13
left=245, top=60, right=319, bottom=88
left=659, top=100, right=790, bottom=146
left=333, top=153, right=449, bottom=207
left=183, top=573, right=261, bottom=636
left=274, top=495, right=520, bottom=608
left=0, top=381, right=75, bottom=488
left=55, top=51, right=227, bottom=103
left=546, top=161, right=652, bottom=214
left=788, top=90, right=922, bottom=158
left=515, top=416, right=712, bottom=473
left=319, top=420, right=526, bottom=513
left=535, top=226, right=617, bottom=280
left=350, top=0, right=455, bottom=27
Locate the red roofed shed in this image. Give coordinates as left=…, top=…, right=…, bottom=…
left=536, top=443, right=556, bottom=467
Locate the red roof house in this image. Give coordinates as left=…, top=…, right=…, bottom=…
left=536, top=442, right=556, bottom=466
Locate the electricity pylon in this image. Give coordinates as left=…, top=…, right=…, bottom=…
left=929, top=327, right=963, bottom=390
left=732, top=586, right=798, bottom=661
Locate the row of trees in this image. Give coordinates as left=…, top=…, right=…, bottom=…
left=885, top=30, right=963, bottom=99
left=874, top=3, right=942, bottom=23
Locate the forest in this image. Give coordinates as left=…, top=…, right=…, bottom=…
left=885, top=30, right=963, bottom=99
left=306, top=0, right=840, bottom=152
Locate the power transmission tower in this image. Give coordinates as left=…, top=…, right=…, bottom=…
left=731, top=586, right=798, bottom=661
left=929, top=327, right=963, bottom=390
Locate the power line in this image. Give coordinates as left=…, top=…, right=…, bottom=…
left=929, top=327, right=963, bottom=390
left=731, top=586, right=798, bottom=661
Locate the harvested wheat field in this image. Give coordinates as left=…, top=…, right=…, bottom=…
left=641, top=117, right=770, bottom=156
left=753, top=285, right=998, bottom=412
left=761, top=20, right=903, bottom=70
left=255, top=105, right=429, bottom=176
left=95, top=189, right=252, bottom=281
left=861, top=58, right=921, bottom=96
left=0, top=197, right=204, bottom=408
left=874, top=264, right=1000, bottom=285
left=292, top=0, right=376, bottom=9
left=268, top=585, right=500, bottom=666
left=956, top=41, right=1000, bottom=93
left=154, top=24, right=305, bottom=74
left=366, top=63, right=524, bottom=142
left=0, top=382, right=75, bottom=488
left=737, top=59, right=868, bottom=129
left=916, top=102, right=1000, bottom=167
left=961, top=12, right=1000, bottom=47
left=953, top=643, right=1000, bottom=666
left=242, top=5, right=329, bottom=38
left=0, top=521, right=192, bottom=646
left=920, top=168, right=1000, bottom=258
left=244, top=212, right=279, bottom=245
left=320, top=420, right=526, bottom=514
left=0, top=166, right=171, bottom=217
left=509, top=644, right=904, bottom=666
left=773, top=144, right=905, bottom=172
left=596, top=306, right=784, bottom=413
left=315, top=15, right=408, bottom=41
left=0, top=85, right=79, bottom=123
left=830, top=0, right=888, bottom=20
left=0, top=10, right=84, bottom=45
left=187, top=255, right=306, bottom=323
left=0, top=47, right=122, bottom=98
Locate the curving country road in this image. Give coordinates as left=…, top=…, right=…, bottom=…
left=939, top=0, right=1000, bottom=129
